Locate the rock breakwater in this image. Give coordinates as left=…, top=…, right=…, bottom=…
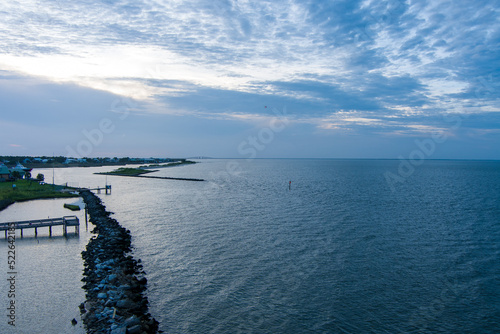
left=79, top=190, right=160, bottom=334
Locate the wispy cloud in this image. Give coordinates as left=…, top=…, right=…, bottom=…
left=0, top=0, right=499, bottom=157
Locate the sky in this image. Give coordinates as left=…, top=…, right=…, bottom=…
left=0, top=0, right=499, bottom=159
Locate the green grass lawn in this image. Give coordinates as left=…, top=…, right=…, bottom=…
left=0, top=179, right=78, bottom=204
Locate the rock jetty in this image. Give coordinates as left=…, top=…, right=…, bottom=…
left=79, top=190, right=160, bottom=334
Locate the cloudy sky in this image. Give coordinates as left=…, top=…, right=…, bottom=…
left=0, top=0, right=499, bottom=159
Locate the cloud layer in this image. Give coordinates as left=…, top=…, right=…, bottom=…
left=0, top=0, right=499, bottom=158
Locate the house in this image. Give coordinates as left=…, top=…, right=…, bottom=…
left=0, top=163, right=11, bottom=181
left=9, top=162, right=32, bottom=179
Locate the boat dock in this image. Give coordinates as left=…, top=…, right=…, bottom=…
left=82, top=185, right=112, bottom=194
left=0, top=216, right=80, bottom=238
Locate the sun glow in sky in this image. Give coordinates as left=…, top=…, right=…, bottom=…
left=0, top=0, right=499, bottom=158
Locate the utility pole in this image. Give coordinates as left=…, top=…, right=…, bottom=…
left=52, top=152, right=55, bottom=189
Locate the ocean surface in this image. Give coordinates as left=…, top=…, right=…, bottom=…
left=1, top=159, right=499, bottom=333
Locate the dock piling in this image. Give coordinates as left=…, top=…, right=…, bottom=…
left=85, top=206, right=88, bottom=229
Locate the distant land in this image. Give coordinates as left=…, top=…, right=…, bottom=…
left=0, top=156, right=192, bottom=168
left=0, top=156, right=199, bottom=211
left=185, top=156, right=214, bottom=159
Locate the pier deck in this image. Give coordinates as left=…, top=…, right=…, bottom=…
left=0, top=216, right=79, bottom=237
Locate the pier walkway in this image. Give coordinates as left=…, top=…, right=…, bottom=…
left=0, top=216, right=79, bottom=238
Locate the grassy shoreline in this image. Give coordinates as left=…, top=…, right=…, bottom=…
left=95, top=167, right=158, bottom=176
left=0, top=160, right=198, bottom=211
left=140, top=160, right=196, bottom=169
left=0, top=180, right=79, bottom=212
left=96, top=160, right=197, bottom=176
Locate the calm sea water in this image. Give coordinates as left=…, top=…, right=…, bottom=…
left=1, top=160, right=499, bottom=333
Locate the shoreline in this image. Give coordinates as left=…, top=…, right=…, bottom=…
left=95, top=167, right=158, bottom=177
left=0, top=180, right=79, bottom=213
left=79, top=190, right=160, bottom=333
left=0, top=199, right=14, bottom=211
left=103, top=174, right=205, bottom=182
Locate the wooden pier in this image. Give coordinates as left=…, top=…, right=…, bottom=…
left=0, top=216, right=80, bottom=238
left=81, top=185, right=112, bottom=194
